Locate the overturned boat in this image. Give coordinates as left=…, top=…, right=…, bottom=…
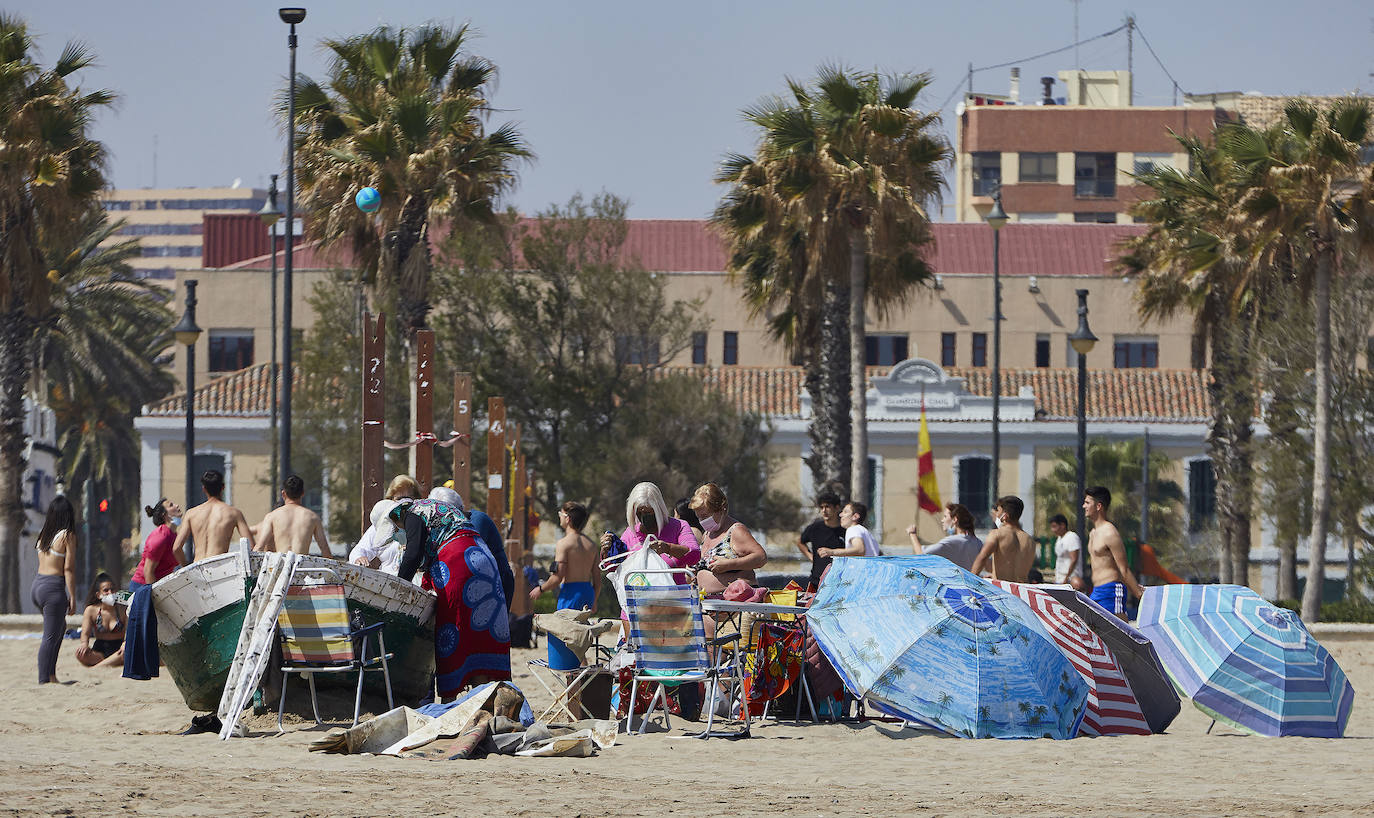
left=151, top=550, right=436, bottom=712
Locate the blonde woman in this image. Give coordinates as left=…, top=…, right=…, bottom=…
left=690, top=483, right=767, bottom=595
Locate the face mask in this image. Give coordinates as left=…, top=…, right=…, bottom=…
left=700, top=514, right=721, bottom=535
left=100, top=593, right=116, bottom=606
left=170, top=516, right=182, bottom=527
left=946, top=526, right=957, bottom=536
left=637, top=511, right=657, bottom=532
left=993, top=515, right=1003, bottom=529
left=392, top=528, right=407, bottom=547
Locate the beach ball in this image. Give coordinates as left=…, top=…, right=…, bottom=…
left=355, top=186, right=381, bottom=213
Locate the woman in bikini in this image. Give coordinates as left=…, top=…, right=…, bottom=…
left=75, top=573, right=127, bottom=668
left=691, top=482, right=767, bottom=595
left=31, top=496, right=78, bottom=684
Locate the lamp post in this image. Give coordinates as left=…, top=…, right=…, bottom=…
left=278, top=7, right=305, bottom=484
left=985, top=190, right=1009, bottom=505
left=1069, top=288, right=1098, bottom=569
left=172, top=280, right=203, bottom=517
left=258, top=176, right=282, bottom=500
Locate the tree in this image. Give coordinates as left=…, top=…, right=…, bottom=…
left=42, top=210, right=175, bottom=579
left=293, top=23, right=530, bottom=341
left=1032, top=438, right=1186, bottom=561
left=714, top=66, right=949, bottom=501
left=0, top=17, right=112, bottom=611
left=1219, top=99, right=1374, bottom=620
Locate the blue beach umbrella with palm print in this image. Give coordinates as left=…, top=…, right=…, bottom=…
left=807, top=556, right=1088, bottom=739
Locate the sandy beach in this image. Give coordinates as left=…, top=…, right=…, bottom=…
left=1, top=630, right=1371, bottom=817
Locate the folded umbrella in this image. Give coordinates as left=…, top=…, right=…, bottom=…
left=1040, top=585, right=1181, bottom=734
left=1138, top=584, right=1355, bottom=737
left=993, top=581, right=1151, bottom=736
left=808, top=556, right=1087, bottom=739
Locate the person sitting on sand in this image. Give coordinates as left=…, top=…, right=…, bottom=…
left=530, top=501, right=601, bottom=670
left=74, top=573, right=126, bottom=668
left=254, top=475, right=329, bottom=556
left=173, top=470, right=254, bottom=562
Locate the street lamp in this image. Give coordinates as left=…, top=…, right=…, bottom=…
left=172, top=280, right=203, bottom=518
left=258, top=175, right=282, bottom=500
left=1069, top=288, right=1098, bottom=567
left=279, top=7, right=305, bottom=484
left=985, top=190, right=1008, bottom=505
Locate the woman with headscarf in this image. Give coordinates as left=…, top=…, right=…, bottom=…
left=388, top=498, right=510, bottom=701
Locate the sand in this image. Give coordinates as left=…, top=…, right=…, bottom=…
left=0, top=632, right=1371, bottom=818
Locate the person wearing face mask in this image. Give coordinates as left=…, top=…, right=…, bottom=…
left=599, top=482, right=701, bottom=587
left=906, top=502, right=982, bottom=572
left=75, top=573, right=127, bottom=668
left=130, top=498, right=185, bottom=592
left=691, top=482, right=768, bottom=595
left=971, top=495, right=1037, bottom=582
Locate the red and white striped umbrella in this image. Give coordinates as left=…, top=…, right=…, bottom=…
left=992, top=581, right=1152, bottom=736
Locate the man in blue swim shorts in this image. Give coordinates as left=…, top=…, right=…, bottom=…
left=530, top=501, right=601, bottom=670
left=1082, top=486, right=1144, bottom=619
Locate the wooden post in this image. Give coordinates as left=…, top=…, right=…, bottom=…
left=361, top=312, right=385, bottom=535
left=508, top=424, right=528, bottom=615
left=486, top=397, right=505, bottom=530
left=410, top=330, right=435, bottom=497
left=452, top=373, right=472, bottom=500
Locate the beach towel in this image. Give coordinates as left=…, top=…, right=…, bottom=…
left=121, top=584, right=159, bottom=681
left=743, top=622, right=804, bottom=716
left=423, top=531, right=512, bottom=697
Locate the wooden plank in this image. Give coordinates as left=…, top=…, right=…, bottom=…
left=486, top=397, right=505, bottom=529
left=509, top=426, right=527, bottom=616
left=410, top=330, right=435, bottom=497
left=452, top=373, right=472, bottom=500
left=361, top=313, right=385, bottom=535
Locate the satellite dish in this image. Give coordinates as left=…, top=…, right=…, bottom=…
left=230, top=177, right=242, bottom=189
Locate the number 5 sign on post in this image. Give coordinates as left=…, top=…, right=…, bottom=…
left=452, top=373, right=472, bottom=497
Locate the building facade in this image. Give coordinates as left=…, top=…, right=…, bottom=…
left=101, top=186, right=266, bottom=281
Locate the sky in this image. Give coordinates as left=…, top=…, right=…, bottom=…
left=12, top=1, right=1374, bottom=220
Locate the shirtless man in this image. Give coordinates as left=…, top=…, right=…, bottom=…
left=971, top=495, right=1036, bottom=582
left=174, top=470, right=254, bottom=562
left=529, top=501, right=599, bottom=613
left=255, top=474, right=330, bottom=557
left=1083, top=486, right=1144, bottom=619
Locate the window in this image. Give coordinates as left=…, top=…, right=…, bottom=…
left=1017, top=212, right=1060, bottom=223
left=208, top=330, right=254, bottom=373
left=1133, top=152, right=1172, bottom=176
left=865, top=334, right=909, bottom=366
left=1035, top=334, right=1051, bottom=368
left=140, top=245, right=202, bottom=257
left=1018, top=152, right=1057, bottom=183
left=1113, top=336, right=1159, bottom=368
left=191, top=453, right=228, bottom=501
left=957, top=456, right=993, bottom=530
left=614, top=334, right=660, bottom=365
left=971, top=332, right=988, bottom=367
left=972, top=152, right=1001, bottom=196
left=1188, top=459, right=1217, bottom=532
left=1074, top=152, right=1116, bottom=198
left=691, top=332, right=707, bottom=365
left=722, top=331, right=739, bottom=366
left=1073, top=212, right=1117, bottom=224
left=941, top=332, right=956, bottom=367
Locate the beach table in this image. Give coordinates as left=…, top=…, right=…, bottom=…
left=700, top=599, right=816, bottom=723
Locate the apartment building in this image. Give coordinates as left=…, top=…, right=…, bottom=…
left=101, top=186, right=266, bottom=281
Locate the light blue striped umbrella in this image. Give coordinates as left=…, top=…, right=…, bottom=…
left=808, top=555, right=1087, bottom=739
left=1137, top=584, right=1355, bottom=737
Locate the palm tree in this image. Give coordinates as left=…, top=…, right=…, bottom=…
left=714, top=66, right=949, bottom=501
left=41, top=210, right=176, bottom=578
left=0, top=17, right=112, bottom=611
left=293, top=23, right=531, bottom=341
left=1219, top=99, right=1374, bottom=620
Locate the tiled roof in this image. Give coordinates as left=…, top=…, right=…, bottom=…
left=1231, top=95, right=1364, bottom=131
left=145, top=362, right=1210, bottom=423
left=218, top=220, right=1140, bottom=278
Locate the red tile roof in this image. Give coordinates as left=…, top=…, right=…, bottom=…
left=145, top=362, right=1209, bottom=423
left=216, top=220, right=1142, bottom=278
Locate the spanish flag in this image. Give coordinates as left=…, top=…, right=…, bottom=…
left=917, top=403, right=942, bottom=515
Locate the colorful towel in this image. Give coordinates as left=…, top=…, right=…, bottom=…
left=743, top=622, right=804, bottom=716
left=425, top=532, right=512, bottom=697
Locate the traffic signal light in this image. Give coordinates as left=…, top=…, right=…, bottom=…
left=98, top=498, right=109, bottom=513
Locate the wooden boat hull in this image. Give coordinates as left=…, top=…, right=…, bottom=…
left=152, top=552, right=437, bottom=712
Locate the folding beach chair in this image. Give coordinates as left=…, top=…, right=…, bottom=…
left=275, top=569, right=394, bottom=732
left=624, top=572, right=746, bottom=739
left=528, top=609, right=620, bottom=722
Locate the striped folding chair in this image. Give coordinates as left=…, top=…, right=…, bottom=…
left=275, top=575, right=393, bottom=733
left=625, top=575, right=746, bottom=739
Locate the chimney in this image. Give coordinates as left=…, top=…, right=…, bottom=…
left=1040, top=76, right=1056, bottom=106
left=1009, top=68, right=1020, bottom=104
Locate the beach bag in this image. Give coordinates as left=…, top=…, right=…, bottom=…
left=609, top=542, right=673, bottom=613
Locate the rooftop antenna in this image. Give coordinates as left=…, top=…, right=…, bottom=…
left=1072, top=0, right=1081, bottom=69
left=1127, top=15, right=1135, bottom=105
left=152, top=134, right=158, bottom=188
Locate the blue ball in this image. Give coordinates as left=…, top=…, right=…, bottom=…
left=355, top=187, right=380, bottom=213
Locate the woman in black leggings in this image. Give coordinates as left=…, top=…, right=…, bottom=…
left=31, top=497, right=77, bottom=684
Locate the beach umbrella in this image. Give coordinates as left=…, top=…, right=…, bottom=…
left=808, top=555, right=1088, bottom=739
left=1041, top=586, right=1181, bottom=734
left=992, top=581, right=1151, bottom=736
left=1137, top=584, right=1355, bottom=737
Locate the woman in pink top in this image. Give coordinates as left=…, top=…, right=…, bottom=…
left=130, top=498, right=184, bottom=591
left=599, top=481, right=701, bottom=593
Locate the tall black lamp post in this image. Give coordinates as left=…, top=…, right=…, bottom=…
left=258, top=175, right=282, bottom=499
left=172, top=280, right=203, bottom=516
left=278, top=7, right=305, bottom=483
left=985, top=190, right=1009, bottom=504
left=1069, top=288, right=1098, bottom=569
